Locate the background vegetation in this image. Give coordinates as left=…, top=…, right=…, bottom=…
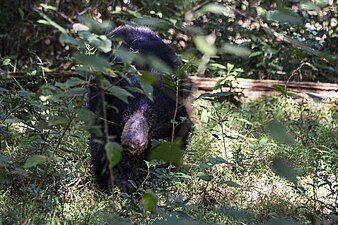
left=0, top=0, right=337, bottom=224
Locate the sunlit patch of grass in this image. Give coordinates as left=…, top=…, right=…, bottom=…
left=172, top=96, right=337, bottom=224
left=1, top=96, right=336, bottom=224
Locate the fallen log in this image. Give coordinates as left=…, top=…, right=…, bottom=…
left=190, top=77, right=338, bottom=101
left=2, top=71, right=337, bottom=101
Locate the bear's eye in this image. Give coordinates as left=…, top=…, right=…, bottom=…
left=147, top=112, right=157, bottom=125
left=123, top=110, right=131, bottom=120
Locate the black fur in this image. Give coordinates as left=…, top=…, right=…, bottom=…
left=87, top=25, right=191, bottom=192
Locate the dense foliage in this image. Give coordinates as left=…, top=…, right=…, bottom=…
left=0, top=1, right=337, bottom=225
left=1, top=0, right=337, bottom=82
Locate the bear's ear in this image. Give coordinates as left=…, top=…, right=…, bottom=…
left=108, top=26, right=133, bottom=46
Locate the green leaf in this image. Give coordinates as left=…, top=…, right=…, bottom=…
left=36, top=10, right=66, bottom=33
left=133, top=16, right=169, bottom=29
left=0, top=154, right=10, bottom=167
left=259, top=137, right=269, bottom=145
left=140, top=191, right=157, bottom=212
left=2, top=58, right=11, bottom=66
left=59, top=87, right=86, bottom=97
left=37, top=19, right=49, bottom=25
left=299, top=2, right=320, bottom=11
left=249, top=51, right=263, bottom=57
left=219, top=208, right=254, bottom=222
left=138, top=72, right=157, bottom=101
left=173, top=172, right=192, bottom=179
left=73, top=23, right=90, bottom=32
left=56, top=77, right=87, bottom=89
left=304, top=62, right=318, bottom=71
left=24, top=155, right=48, bottom=169
left=146, top=56, right=172, bottom=74
left=106, top=85, right=134, bottom=103
left=4, top=117, right=23, bottom=124
left=265, top=120, right=296, bottom=145
left=18, top=8, right=24, bottom=19
left=194, top=3, right=233, bottom=19
left=222, top=43, right=251, bottom=57
left=18, top=90, right=31, bottom=98
left=265, top=9, right=302, bottom=25
left=77, top=15, right=113, bottom=32
left=225, top=181, right=240, bottom=187
left=306, top=93, right=323, bottom=101
left=209, top=63, right=226, bottom=69
left=35, top=119, right=49, bottom=131
left=59, top=33, right=85, bottom=48
left=208, top=156, right=228, bottom=165
left=202, top=3, right=232, bottom=15
left=48, top=115, right=69, bottom=126
left=197, top=172, right=212, bottom=181
left=256, top=6, right=266, bottom=15
left=152, top=214, right=207, bottom=225
left=138, top=72, right=157, bottom=84
left=40, top=3, right=57, bottom=11
left=105, top=142, right=122, bottom=169
left=73, top=53, right=109, bottom=73
left=264, top=217, right=301, bottom=225
left=76, top=108, right=96, bottom=126
left=271, top=156, right=299, bottom=183
left=113, top=48, right=136, bottom=63
left=197, top=92, right=233, bottom=100
left=125, top=86, right=144, bottom=95
left=78, top=31, right=112, bottom=53
left=140, top=83, right=154, bottom=101
left=148, top=141, right=183, bottom=165
left=198, top=162, right=213, bottom=170
left=193, top=36, right=217, bottom=56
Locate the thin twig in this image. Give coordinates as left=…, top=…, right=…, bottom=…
left=171, top=79, right=180, bottom=143
left=22, top=116, right=74, bottom=225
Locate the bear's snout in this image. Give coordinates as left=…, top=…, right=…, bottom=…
left=121, top=111, right=149, bottom=155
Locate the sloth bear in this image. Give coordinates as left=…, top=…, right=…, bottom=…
left=86, top=25, right=192, bottom=192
